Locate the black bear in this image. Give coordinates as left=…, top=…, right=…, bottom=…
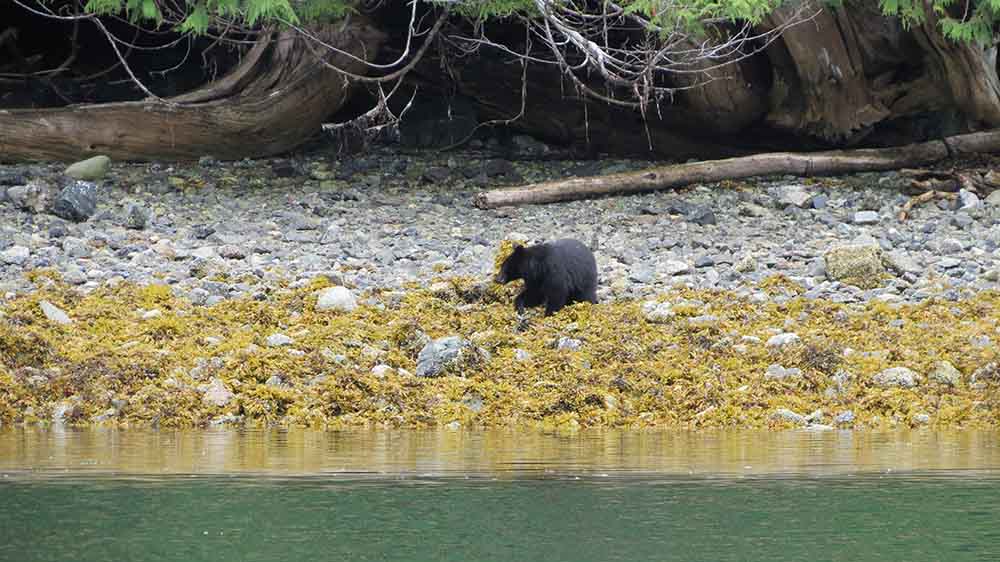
left=494, top=238, right=598, bottom=316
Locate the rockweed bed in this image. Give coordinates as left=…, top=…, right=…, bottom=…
left=1, top=271, right=997, bottom=429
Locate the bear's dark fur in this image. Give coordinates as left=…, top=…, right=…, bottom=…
left=494, top=238, right=598, bottom=316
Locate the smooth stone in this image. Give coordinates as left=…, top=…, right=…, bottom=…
left=315, top=286, right=357, bottom=312
left=853, top=211, right=880, bottom=224
left=64, top=155, right=111, bottom=181
left=266, top=333, right=293, bottom=347
left=872, top=366, right=920, bottom=388
left=766, top=332, right=800, bottom=348
left=1, top=245, right=29, bottom=266
left=39, top=300, right=72, bottom=325
left=202, top=377, right=234, bottom=407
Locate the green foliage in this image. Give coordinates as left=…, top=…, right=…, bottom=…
left=73, top=0, right=1000, bottom=46
left=880, top=0, right=1000, bottom=45
left=623, top=0, right=784, bottom=35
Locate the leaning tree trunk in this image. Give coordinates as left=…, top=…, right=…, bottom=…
left=0, top=16, right=385, bottom=162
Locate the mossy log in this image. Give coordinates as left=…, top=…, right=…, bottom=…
left=473, top=130, right=1000, bottom=209
left=0, top=17, right=385, bottom=162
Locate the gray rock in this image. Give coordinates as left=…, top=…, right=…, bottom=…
left=958, top=189, right=981, bottom=210
left=687, top=314, right=718, bottom=328
left=1, top=245, right=29, bottom=266
left=266, top=333, right=293, bottom=347
left=556, top=337, right=583, bottom=351
left=936, top=238, right=965, bottom=254
left=853, top=211, right=880, bottom=224
left=62, top=237, right=91, bottom=258
left=770, top=408, right=806, bottom=424
left=764, top=364, right=803, bottom=380
left=64, top=155, right=111, bottom=181
left=662, top=260, right=691, bottom=276
left=694, top=255, right=715, bottom=268
left=202, top=377, right=234, bottom=407
left=872, top=366, right=920, bottom=388
left=265, top=374, right=289, bottom=387
left=971, top=362, right=998, bottom=383
left=63, top=266, right=86, bottom=285
left=913, top=413, right=931, bottom=425
left=40, top=300, right=72, bottom=325
left=937, top=257, right=961, bottom=269
left=514, top=349, right=532, bottom=361
left=316, top=286, right=357, bottom=312
left=985, top=190, right=1000, bottom=206
left=218, top=244, right=247, bottom=260
left=415, top=336, right=483, bottom=377
left=824, top=242, right=886, bottom=288
left=641, top=301, right=675, bottom=323
left=775, top=184, right=813, bottom=208
left=52, top=181, right=98, bottom=222
left=928, top=361, right=961, bottom=386
left=834, top=410, right=855, bottom=424
left=734, top=255, right=756, bottom=273
left=124, top=204, right=149, bottom=230
left=629, top=266, right=655, bottom=284
left=371, top=365, right=394, bottom=378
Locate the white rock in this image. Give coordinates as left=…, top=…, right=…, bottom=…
left=662, top=260, right=691, bottom=276
left=316, top=286, right=357, bottom=312
left=40, top=300, right=72, bottom=325
left=1, top=245, right=30, bottom=266
left=266, top=333, right=293, bottom=347
left=766, top=332, right=800, bottom=348
left=202, top=377, right=234, bottom=407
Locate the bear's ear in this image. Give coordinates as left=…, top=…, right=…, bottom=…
left=512, top=244, right=525, bottom=254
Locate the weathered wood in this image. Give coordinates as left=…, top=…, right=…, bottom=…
left=0, top=18, right=385, bottom=162
left=473, top=130, right=1000, bottom=209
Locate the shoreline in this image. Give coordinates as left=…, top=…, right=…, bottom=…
left=2, top=145, right=999, bottom=429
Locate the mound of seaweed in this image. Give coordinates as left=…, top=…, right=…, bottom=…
left=1, top=264, right=998, bottom=429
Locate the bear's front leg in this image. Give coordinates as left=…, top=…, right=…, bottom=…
left=515, top=287, right=544, bottom=314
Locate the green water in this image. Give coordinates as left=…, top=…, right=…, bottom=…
left=2, top=429, right=999, bottom=562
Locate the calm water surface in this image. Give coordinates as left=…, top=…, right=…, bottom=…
left=1, top=429, right=999, bottom=562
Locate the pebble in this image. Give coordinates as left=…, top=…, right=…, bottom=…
left=853, top=211, right=880, bottom=224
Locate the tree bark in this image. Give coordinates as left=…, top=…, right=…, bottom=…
left=760, top=0, right=889, bottom=144
left=0, top=17, right=385, bottom=162
left=910, top=1, right=1000, bottom=129
left=473, top=130, right=1000, bottom=209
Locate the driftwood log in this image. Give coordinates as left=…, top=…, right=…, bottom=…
left=0, top=17, right=385, bottom=162
left=473, top=130, right=1000, bottom=209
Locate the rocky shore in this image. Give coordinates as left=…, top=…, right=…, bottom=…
left=1, top=141, right=999, bottom=429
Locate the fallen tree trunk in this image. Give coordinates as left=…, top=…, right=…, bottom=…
left=473, top=130, right=1000, bottom=208
left=0, top=17, right=385, bottom=162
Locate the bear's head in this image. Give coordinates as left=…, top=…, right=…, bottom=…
left=494, top=244, right=527, bottom=284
